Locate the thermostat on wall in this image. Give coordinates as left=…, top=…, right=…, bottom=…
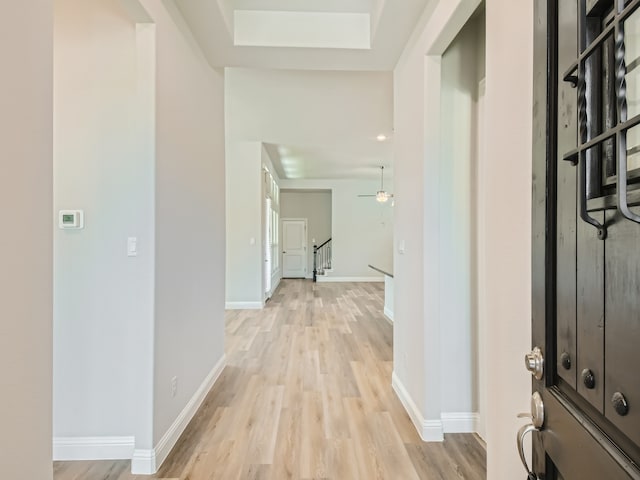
left=59, top=210, right=84, bottom=229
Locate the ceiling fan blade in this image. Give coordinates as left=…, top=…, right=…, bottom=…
left=357, top=194, right=376, bottom=197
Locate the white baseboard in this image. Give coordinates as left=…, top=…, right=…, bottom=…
left=391, top=372, right=444, bottom=442
left=422, top=419, right=445, bottom=442
left=154, top=354, right=227, bottom=468
left=53, top=436, right=135, bottom=461
left=225, top=301, right=264, bottom=310
left=441, top=412, right=480, bottom=433
left=131, top=448, right=156, bottom=474
left=316, top=276, right=384, bottom=283
left=383, top=306, right=394, bottom=322
left=269, top=275, right=282, bottom=295
left=131, top=354, right=227, bottom=475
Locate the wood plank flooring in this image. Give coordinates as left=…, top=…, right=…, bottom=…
left=54, top=280, right=486, bottom=480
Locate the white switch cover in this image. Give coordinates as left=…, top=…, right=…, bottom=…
left=398, top=240, right=406, bottom=254
left=250, top=237, right=256, bottom=245
left=127, top=237, right=138, bottom=257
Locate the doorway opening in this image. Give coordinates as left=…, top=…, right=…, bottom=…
left=280, top=189, right=333, bottom=281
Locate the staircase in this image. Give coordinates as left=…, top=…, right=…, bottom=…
left=313, top=238, right=332, bottom=282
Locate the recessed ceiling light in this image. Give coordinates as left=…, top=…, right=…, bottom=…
left=376, top=134, right=387, bottom=142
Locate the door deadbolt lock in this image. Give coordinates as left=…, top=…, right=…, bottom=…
left=525, top=347, right=544, bottom=380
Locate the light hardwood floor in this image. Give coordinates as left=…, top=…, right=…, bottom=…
left=54, top=280, right=486, bottom=480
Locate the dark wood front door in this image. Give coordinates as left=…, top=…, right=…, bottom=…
left=531, top=0, right=640, bottom=478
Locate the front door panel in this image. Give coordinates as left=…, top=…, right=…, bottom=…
left=557, top=0, right=579, bottom=391
left=531, top=0, right=640, bottom=478
left=576, top=211, right=605, bottom=412
left=605, top=210, right=640, bottom=445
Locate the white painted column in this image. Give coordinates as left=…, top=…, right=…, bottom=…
left=484, top=0, right=534, bottom=478
left=422, top=54, right=445, bottom=438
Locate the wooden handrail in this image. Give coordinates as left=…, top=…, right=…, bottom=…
left=316, top=237, right=332, bottom=249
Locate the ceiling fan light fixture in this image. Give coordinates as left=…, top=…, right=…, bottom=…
left=376, top=191, right=389, bottom=203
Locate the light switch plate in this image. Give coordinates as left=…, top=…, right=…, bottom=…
left=127, top=237, right=138, bottom=257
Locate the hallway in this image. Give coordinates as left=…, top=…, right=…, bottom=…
left=54, top=280, right=486, bottom=479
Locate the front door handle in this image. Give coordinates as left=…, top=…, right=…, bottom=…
left=517, top=392, right=545, bottom=480
left=517, top=424, right=539, bottom=480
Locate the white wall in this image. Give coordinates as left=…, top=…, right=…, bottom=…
left=0, top=2, right=53, bottom=478
left=439, top=10, right=485, bottom=420
left=53, top=0, right=226, bottom=471
left=392, top=0, right=484, bottom=442
left=394, top=0, right=533, bottom=477
left=279, top=179, right=393, bottom=280
left=393, top=27, right=429, bottom=436
left=225, top=140, right=264, bottom=306
left=149, top=0, right=226, bottom=453
left=224, top=66, right=392, bottom=300
left=484, top=0, right=533, bottom=477
left=280, top=191, right=332, bottom=277
left=54, top=0, right=154, bottom=446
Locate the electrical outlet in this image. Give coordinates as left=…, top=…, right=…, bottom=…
left=171, top=376, right=178, bottom=398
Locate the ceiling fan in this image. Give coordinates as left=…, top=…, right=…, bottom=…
left=358, top=166, right=394, bottom=203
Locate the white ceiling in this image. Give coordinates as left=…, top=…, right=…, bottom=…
left=264, top=144, right=394, bottom=180
left=226, top=68, right=394, bottom=180
left=174, top=0, right=430, bottom=70
left=174, top=0, right=429, bottom=179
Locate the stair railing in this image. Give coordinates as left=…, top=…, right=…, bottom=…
left=313, top=238, right=332, bottom=282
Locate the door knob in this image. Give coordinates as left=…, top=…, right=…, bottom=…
left=517, top=392, right=544, bottom=480
left=524, top=347, right=544, bottom=380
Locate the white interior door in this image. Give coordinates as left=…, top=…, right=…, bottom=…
left=264, top=197, right=271, bottom=299
left=282, top=219, right=307, bottom=278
